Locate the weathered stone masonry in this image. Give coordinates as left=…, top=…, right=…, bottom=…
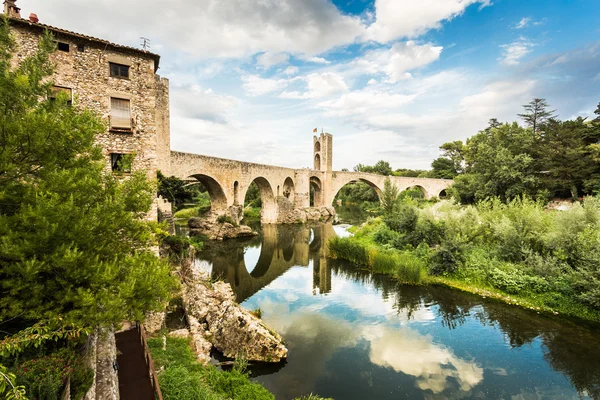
left=6, top=7, right=170, bottom=180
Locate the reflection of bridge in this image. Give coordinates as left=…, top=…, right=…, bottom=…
left=207, top=223, right=337, bottom=302
left=166, top=133, right=452, bottom=223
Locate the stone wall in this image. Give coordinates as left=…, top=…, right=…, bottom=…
left=8, top=19, right=169, bottom=180
left=83, top=329, right=119, bottom=400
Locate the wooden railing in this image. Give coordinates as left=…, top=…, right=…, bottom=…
left=137, top=324, right=164, bottom=400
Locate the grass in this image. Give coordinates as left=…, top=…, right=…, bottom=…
left=328, top=236, right=425, bottom=284
left=148, top=336, right=335, bottom=400
left=148, top=336, right=274, bottom=400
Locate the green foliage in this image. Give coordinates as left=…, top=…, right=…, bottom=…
left=147, top=336, right=274, bottom=400
left=445, top=98, right=600, bottom=203
left=0, top=19, right=177, bottom=330
left=334, top=181, right=379, bottom=207
left=15, top=350, right=73, bottom=400
left=294, top=395, right=333, bottom=400
left=69, top=365, right=94, bottom=400
left=353, top=160, right=393, bottom=175
left=159, top=366, right=222, bottom=400
left=157, top=172, right=205, bottom=211
left=217, top=214, right=237, bottom=226
left=329, top=236, right=424, bottom=284
left=0, top=364, right=26, bottom=400
left=331, top=195, right=600, bottom=321
left=243, top=207, right=261, bottom=220
left=381, top=178, right=399, bottom=217
left=244, top=182, right=262, bottom=208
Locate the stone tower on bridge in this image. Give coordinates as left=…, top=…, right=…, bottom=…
left=313, top=133, right=332, bottom=172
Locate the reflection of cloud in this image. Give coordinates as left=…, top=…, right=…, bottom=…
left=365, top=325, right=484, bottom=394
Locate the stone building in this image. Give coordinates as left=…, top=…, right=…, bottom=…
left=3, top=0, right=171, bottom=178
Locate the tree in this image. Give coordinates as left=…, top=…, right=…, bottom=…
left=518, top=98, right=557, bottom=134
left=0, top=19, right=177, bottom=330
left=381, top=178, right=400, bottom=216
left=157, top=171, right=199, bottom=210
left=594, top=103, right=600, bottom=123
left=431, top=140, right=465, bottom=178
left=353, top=160, right=393, bottom=175
left=452, top=123, right=540, bottom=202
left=539, top=118, right=600, bottom=198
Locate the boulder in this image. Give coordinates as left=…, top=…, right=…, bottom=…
left=182, top=269, right=287, bottom=362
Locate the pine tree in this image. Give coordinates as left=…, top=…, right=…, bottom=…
left=518, top=98, right=557, bottom=134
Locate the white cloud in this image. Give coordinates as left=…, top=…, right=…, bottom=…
left=257, top=52, right=289, bottom=68
left=317, top=90, right=416, bottom=117
left=241, top=75, right=288, bottom=96
left=364, top=0, right=490, bottom=43
left=514, top=17, right=531, bottom=29
left=352, top=41, right=443, bottom=82
left=499, top=37, right=535, bottom=65
left=280, top=72, right=349, bottom=99
left=459, top=80, right=535, bottom=117
left=171, top=84, right=238, bottom=123
left=301, top=56, right=332, bottom=64
left=283, top=66, right=300, bottom=76
left=367, top=78, right=378, bottom=85
left=23, top=0, right=364, bottom=58
left=365, top=326, right=484, bottom=394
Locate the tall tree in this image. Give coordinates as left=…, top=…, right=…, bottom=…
left=518, top=98, right=557, bottom=134
left=0, top=20, right=176, bottom=330
left=594, top=102, right=600, bottom=123
left=381, top=178, right=400, bottom=216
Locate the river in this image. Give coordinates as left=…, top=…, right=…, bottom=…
left=191, top=220, right=600, bottom=400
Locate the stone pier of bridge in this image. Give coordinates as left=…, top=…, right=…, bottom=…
left=166, top=133, right=453, bottom=224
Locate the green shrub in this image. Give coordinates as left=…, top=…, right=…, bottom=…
left=217, top=214, right=238, bottom=226
left=70, top=366, right=95, bottom=400
left=428, top=240, right=465, bottom=276
left=16, top=349, right=74, bottom=400
left=243, top=207, right=261, bottom=220
left=295, top=395, right=334, bottom=400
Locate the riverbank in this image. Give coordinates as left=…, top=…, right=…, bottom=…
left=328, top=198, right=600, bottom=324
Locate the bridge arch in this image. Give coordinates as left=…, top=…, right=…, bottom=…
left=439, top=189, right=448, bottom=199
left=402, top=185, right=428, bottom=199
left=310, top=176, right=324, bottom=207
left=282, top=177, right=295, bottom=204
left=332, top=177, right=383, bottom=207
left=188, top=174, right=228, bottom=211
left=243, top=176, right=278, bottom=223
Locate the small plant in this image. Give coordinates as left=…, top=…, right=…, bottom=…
left=217, top=214, right=238, bottom=226
left=250, top=308, right=262, bottom=319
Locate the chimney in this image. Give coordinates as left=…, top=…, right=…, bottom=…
left=28, top=13, right=38, bottom=23
left=3, top=0, right=21, bottom=18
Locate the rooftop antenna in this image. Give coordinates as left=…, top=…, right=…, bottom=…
left=140, top=37, right=151, bottom=51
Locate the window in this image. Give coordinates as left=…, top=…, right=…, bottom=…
left=57, top=42, right=69, bottom=52
left=110, top=153, right=133, bottom=173
left=77, top=44, right=85, bottom=52
left=50, top=86, right=72, bottom=106
left=109, top=62, right=129, bottom=79
left=110, top=97, right=131, bottom=131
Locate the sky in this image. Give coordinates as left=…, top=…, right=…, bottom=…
left=20, top=0, right=600, bottom=170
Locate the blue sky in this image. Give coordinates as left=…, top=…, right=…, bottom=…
left=24, top=0, right=600, bottom=169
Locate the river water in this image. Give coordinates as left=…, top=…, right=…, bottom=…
left=193, top=220, right=600, bottom=400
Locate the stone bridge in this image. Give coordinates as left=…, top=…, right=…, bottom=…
left=167, top=133, right=452, bottom=223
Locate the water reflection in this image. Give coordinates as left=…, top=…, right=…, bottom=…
left=195, top=222, right=600, bottom=400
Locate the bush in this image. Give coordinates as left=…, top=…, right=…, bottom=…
left=428, top=240, right=465, bottom=276
left=16, top=349, right=74, bottom=400
left=217, top=215, right=238, bottom=226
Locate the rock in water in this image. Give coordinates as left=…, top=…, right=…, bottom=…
left=182, top=269, right=287, bottom=362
